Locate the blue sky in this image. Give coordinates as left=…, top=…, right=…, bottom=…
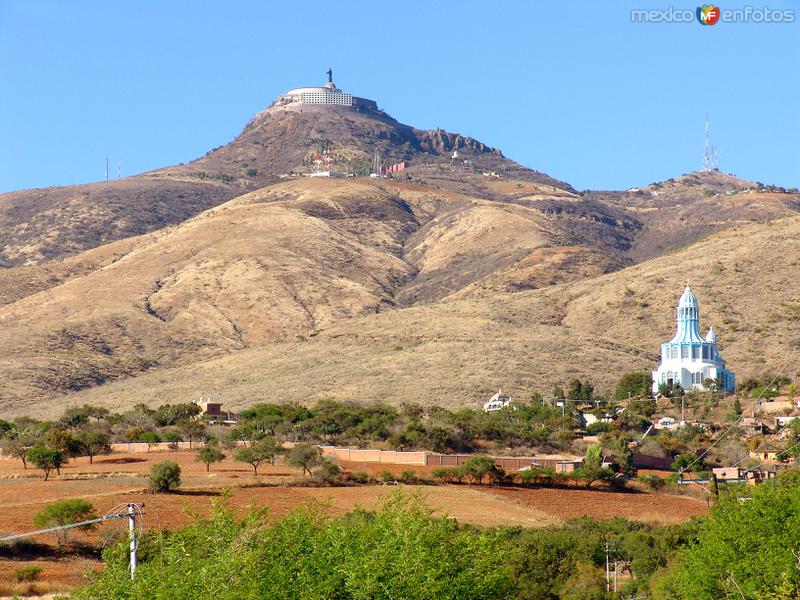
left=0, top=0, right=797, bottom=193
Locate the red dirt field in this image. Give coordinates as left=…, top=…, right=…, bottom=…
left=0, top=451, right=707, bottom=596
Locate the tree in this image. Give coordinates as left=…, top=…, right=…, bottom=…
left=615, top=372, right=652, bottom=400
left=3, top=431, right=37, bottom=469
left=567, top=379, right=584, bottom=403
left=138, top=430, right=160, bottom=451
left=74, top=430, right=111, bottom=464
left=654, top=472, right=800, bottom=598
left=178, top=419, right=206, bottom=449
left=162, top=429, right=183, bottom=450
left=234, top=438, right=278, bottom=475
left=461, top=456, right=502, bottom=485
left=578, top=445, right=607, bottom=488
left=286, top=443, right=322, bottom=476
left=196, top=446, right=226, bottom=472
left=149, top=461, right=181, bottom=492
left=33, top=499, right=96, bottom=549
left=27, top=445, right=66, bottom=481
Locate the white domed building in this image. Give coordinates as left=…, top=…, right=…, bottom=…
left=652, top=285, right=735, bottom=394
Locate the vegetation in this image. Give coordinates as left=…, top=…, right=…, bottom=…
left=196, top=446, right=225, bottom=472
left=27, top=445, right=66, bottom=481
left=653, top=472, right=800, bottom=598
left=234, top=438, right=278, bottom=475
left=71, top=491, right=707, bottom=599
left=33, top=499, right=96, bottom=549
left=149, top=461, right=182, bottom=493
left=11, top=565, right=42, bottom=583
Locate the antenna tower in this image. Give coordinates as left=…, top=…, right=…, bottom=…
left=703, top=114, right=710, bottom=172
left=105, top=156, right=109, bottom=181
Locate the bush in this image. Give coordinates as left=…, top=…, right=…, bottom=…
left=637, top=474, right=666, bottom=490
left=149, top=461, right=181, bottom=493
left=379, top=469, right=396, bottom=483
left=33, top=499, right=96, bottom=548
left=586, top=421, right=611, bottom=435
left=350, top=471, right=370, bottom=484
left=12, top=565, right=42, bottom=583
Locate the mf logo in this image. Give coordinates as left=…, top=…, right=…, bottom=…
left=697, top=4, right=721, bottom=24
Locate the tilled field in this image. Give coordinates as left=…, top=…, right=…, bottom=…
left=0, top=451, right=706, bottom=595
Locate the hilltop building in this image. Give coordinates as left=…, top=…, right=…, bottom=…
left=268, top=68, right=378, bottom=113
left=652, top=285, right=735, bottom=394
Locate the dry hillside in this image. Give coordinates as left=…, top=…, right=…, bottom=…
left=8, top=210, right=800, bottom=418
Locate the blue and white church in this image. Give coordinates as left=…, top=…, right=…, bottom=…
left=652, top=285, right=735, bottom=394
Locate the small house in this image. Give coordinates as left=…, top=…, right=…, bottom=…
left=483, top=389, right=512, bottom=412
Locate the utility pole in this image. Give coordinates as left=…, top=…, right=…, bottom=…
left=681, top=392, right=685, bottom=426
left=605, top=542, right=611, bottom=592
left=105, top=156, right=109, bottom=181
left=128, top=504, right=137, bottom=579
left=614, top=560, right=618, bottom=592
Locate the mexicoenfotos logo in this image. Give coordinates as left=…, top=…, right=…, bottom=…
left=631, top=5, right=795, bottom=23
left=697, top=4, right=721, bottom=24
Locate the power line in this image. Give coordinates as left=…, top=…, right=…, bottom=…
left=679, top=351, right=800, bottom=475
left=0, top=503, right=144, bottom=579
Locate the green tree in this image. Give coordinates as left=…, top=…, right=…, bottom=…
left=178, top=419, right=206, bottom=449
left=74, top=430, right=111, bottom=464
left=196, top=446, right=226, bottom=472
left=3, top=430, right=37, bottom=469
left=138, top=430, right=160, bottom=450
left=568, top=379, right=584, bottom=403
left=149, top=461, right=181, bottom=492
left=286, top=443, right=323, bottom=476
left=615, top=372, right=653, bottom=400
left=27, top=445, right=67, bottom=481
left=461, top=456, right=502, bottom=485
left=33, top=498, right=96, bottom=549
left=655, top=472, right=800, bottom=598
left=578, top=445, right=608, bottom=488
left=162, top=429, right=183, bottom=450
left=234, top=439, right=278, bottom=476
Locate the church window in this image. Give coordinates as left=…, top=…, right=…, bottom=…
left=692, top=346, right=700, bottom=360
left=702, top=346, right=709, bottom=360
left=681, top=346, right=689, bottom=359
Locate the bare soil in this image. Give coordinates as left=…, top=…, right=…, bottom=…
left=0, top=451, right=706, bottom=595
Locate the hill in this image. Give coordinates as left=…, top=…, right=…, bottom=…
left=0, top=93, right=570, bottom=268
left=7, top=208, right=800, bottom=418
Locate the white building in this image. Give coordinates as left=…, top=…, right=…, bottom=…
left=652, top=285, right=735, bottom=394
left=483, top=389, right=512, bottom=412
left=267, top=70, right=378, bottom=113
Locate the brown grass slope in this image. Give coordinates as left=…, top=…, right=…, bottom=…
left=0, top=177, right=617, bottom=412
left=588, top=171, right=800, bottom=261
left=15, top=212, right=800, bottom=418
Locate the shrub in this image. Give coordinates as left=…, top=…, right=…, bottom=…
left=350, top=471, right=370, bottom=484
left=314, top=459, right=342, bottom=483
left=379, top=469, right=396, bottom=483
left=149, top=461, right=181, bottom=493
left=586, top=421, right=611, bottom=435
left=33, top=499, right=96, bottom=549
left=637, top=474, right=666, bottom=491
left=399, top=469, right=418, bottom=484
left=12, top=565, right=42, bottom=583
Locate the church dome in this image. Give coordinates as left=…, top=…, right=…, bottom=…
left=678, top=284, right=699, bottom=308
left=706, top=326, right=717, bottom=344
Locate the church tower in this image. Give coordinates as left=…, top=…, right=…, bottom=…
left=652, top=285, right=735, bottom=394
